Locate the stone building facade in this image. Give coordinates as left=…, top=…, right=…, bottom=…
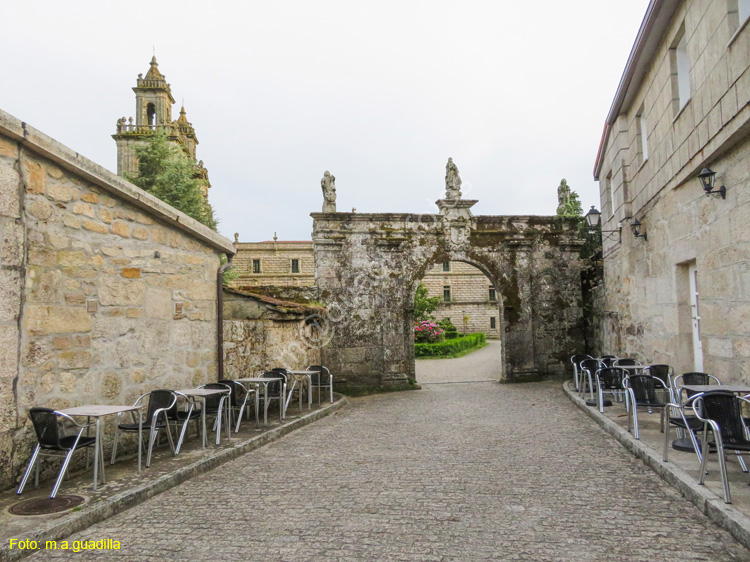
left=228, top=241, right=500, bottom=337
left=421, top=261, right=501, bottom=338
left=593, top=0, right=750, bottom=380
left=0, top=109, right=234, bottom=490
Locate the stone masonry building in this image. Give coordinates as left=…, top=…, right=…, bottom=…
left=593, top=0, right=750, bottom=380
left=0, top=109, right=235, bottom=490
left=229, top=241, right=501, bottom=338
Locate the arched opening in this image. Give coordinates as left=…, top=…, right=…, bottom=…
left=411, top=257, right=505, bottom=384
left=147, top=103, right=156, bottom=128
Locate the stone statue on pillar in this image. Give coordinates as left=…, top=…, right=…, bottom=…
left=321, top=171, right=336, bottom=212
left=445, top=158, right=462, bottom=200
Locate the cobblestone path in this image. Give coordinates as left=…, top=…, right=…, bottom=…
left=31, top=381, right=750, bottom=561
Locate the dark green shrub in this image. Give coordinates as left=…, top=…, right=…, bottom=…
left=415, top=333, right=486, bottom=358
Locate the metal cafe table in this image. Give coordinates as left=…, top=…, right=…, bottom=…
left=235, top=377, right=284, bottom=426
left=176, top=387, right=231, bottom=448
left=57, top=404, right=143, bottom=491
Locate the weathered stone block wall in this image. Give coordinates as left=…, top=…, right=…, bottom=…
left=222, top=290, right=321, bottom=377
left=0, top=111, right=234, bottom=491
left=594, top=2, right=750, bottom=379
left=312, top=212, right=583, bottom=389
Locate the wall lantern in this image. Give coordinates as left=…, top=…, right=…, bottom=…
left=585, top=206, right=621, bottom=242
left=697, top=167, right=726, bottom=199
left=630, top=218, right=647, bottom=241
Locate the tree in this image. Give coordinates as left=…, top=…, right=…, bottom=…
left=413, top=282, right=442, bottom=322
left=127, top=133, right=217, bottom=230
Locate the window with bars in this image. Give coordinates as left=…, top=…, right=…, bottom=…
left=443, top=285, right=451, bottom=302
left=252, top=259, right=261, bottom=274
left=291, top=259, right=300, bottom=273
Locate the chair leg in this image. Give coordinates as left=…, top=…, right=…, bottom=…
left=164, top=417, right=176, bottom=456
left=716, top=442, right=732, bottom=503
left=633, top=408, right=640, bottom=440
left=110, top=427, right=122, bottom=465
left=663, top=422, right=670, bottom=462
left=146, top=426, right=158, bottom=468
left=699, top=431, right=710, bottom=486
left=16, top=445, right=41, bottom=495
left=51, top=448, right=77, bottom=498
left=329, top=379, right=333, bottom=403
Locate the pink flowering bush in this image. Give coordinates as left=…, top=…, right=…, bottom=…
left=413, top=320, right=445, bottom=343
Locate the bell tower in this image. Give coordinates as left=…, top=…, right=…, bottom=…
left=113, top=56, right=205, bottom=189
left=134, top=56, right=174, bottom=128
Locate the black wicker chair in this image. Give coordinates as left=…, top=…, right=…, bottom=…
left=218, top=379, right=257, bottom=432
left=693, top=391, right=750, bottom=503
left=198, top=383, right=232, bottom=444
left=595, top=367, right=627, bottom=413
left=307, top=365, right=333, bottom=405
left=579, top=358, right=605, bottom=401
left=624, top=374, right=668, bottom=439
left=111, top=389, right=177, bottom=468
left=167, top=391, right=202, bottom=454
left=599, top=355, right=619, bottom=367
left=261, top=371, right=287, bottom=423
left=17, top=408, right=97, bottom=498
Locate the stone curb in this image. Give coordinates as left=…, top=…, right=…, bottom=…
left=1, top=396, right=349, bottom=562
left=563, top=382, right=750, bottom=550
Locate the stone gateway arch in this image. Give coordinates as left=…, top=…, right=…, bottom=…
left=310, top=173, right=584, bottom=390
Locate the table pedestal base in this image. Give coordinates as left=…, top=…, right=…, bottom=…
left=586, top=399, right=612, bottom=407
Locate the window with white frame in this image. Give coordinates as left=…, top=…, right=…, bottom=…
left=670, top=26, right=691, bottom=114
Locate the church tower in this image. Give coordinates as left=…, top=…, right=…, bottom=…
left=113, top=56, right=208, bottom=198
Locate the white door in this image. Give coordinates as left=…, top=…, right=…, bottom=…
left=688, top=264, right=704, bottom=372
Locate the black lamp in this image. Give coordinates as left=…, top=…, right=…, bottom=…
left=585, top=206, right=621, bottom=242
left=630, top=218, right=647, bottom=241
left=697, top=167, right=726, bottom=199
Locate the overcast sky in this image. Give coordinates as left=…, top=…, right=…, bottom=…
left=3, top=1, right=650, bottom=242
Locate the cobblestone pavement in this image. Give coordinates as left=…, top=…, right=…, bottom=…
left=416, top=340, right=501, bottom=384
left=30, top=380, right=750, bottom=561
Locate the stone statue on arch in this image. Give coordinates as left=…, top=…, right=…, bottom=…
left=321, top=171, right=336, bottom=212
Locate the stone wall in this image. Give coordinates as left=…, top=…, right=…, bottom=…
left=230, top=241, right=501, bottom=337
left=311, top=211, right=583, bottom=389
left=0, top=110, right=234, bottom=491
left=594, top=2, right=750, bottom=378
left=222, top=289, right=321, bottom=377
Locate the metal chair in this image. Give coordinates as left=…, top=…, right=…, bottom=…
left=307, top=365, right=333, bottom=404
left=642, top=364, right=672, bottom=390
left=595, top=367, right=627, bottom=413
left=218, top=379, right=257, bottom=432
left=261, top=371, right=286, bottom=422
left=598, top=355, right=619, bottom=367
left=663, top=392, right=706, bottom=463
left=198, top=383, right=232, bottom=443
left=579, top=358, right=605, bottom=401
left=624, top=374, right=668, bottom=439
left=693, top=391, right=750, bottom=503
left=111, top=389, right=177, bottom=468
left=167, top=391, right=202, bottom=454
left=570, top=354, right=592, bottom=392
left=17, top=408, right=97, bottom=499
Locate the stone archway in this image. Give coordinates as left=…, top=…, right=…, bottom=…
left=311, top=195, right=584, bottom=390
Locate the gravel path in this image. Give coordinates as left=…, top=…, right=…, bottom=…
left=415, top=339, right=501, bottom=384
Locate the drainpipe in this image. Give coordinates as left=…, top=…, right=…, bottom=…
left=217, top=254, right=234, bottom=381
